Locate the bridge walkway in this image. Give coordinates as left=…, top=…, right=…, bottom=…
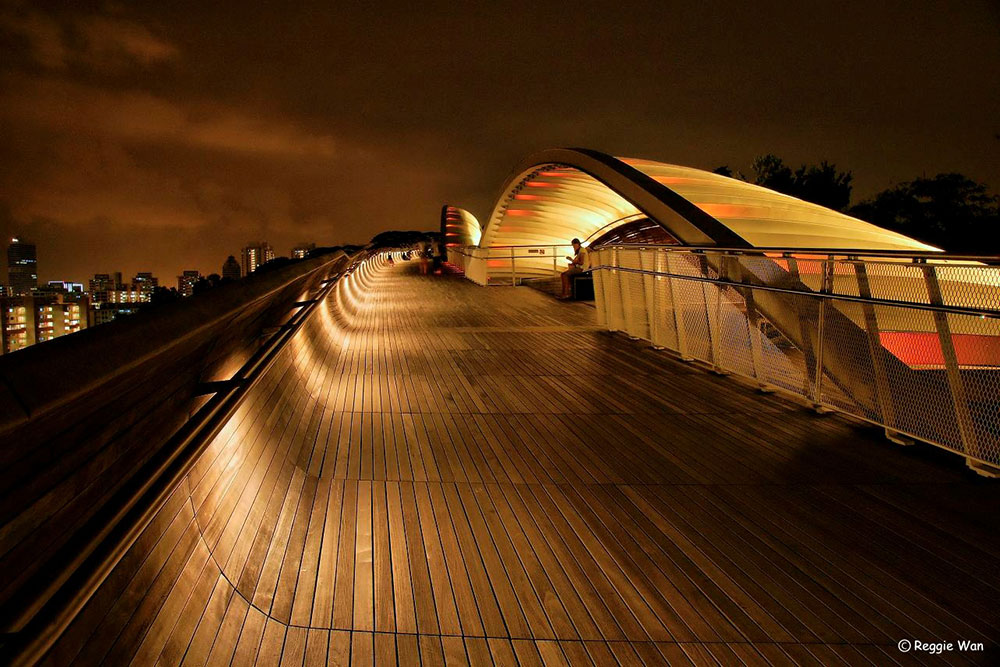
left=46, top=259, right=1000, bottom=666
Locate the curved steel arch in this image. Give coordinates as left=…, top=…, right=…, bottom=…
left=474, top=147, right=936, bottom=253
left=479, top=148, right=749, bottom=248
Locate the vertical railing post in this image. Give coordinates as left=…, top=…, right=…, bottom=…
left=812, top=258, right=832, bottom=409
left=510, top=247, right=516, bottom=287
left=593, top=248, right=607, bottom=327
left=854, top=261, right=898, bottom=433
left=650, top=249, right=661, bottom=348
left=922, top=263, right=980, bottom=464
left=786, top=255, right=816, bottom=398
left=699, top=253, right=723, bottom=371
left=639, top=248, right=656, bottom=342
left=737, top=258, right=768, bottom=389
left=666, top=252, right=691, bottom=360
left=615, top=247, right=629, bottom=333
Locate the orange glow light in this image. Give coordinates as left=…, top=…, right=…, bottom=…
left=653, top=176, right=706, bottom=185
left=695, top=203, right=764, bottom=219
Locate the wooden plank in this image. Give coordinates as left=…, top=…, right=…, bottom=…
left=397, top=482, right=440, bottom=635
left=303, top=628, right=329, bottom=666
left=350, top=631, right=373, bottom=667
left=281, top=626, right=308, bottom=666
left=332, top=481, right=358, bottom=629
left=310, top=479, right=344, bottom=628
left=228, top=606, right=266, bottom=666
left=374, top=632, right=396, bottom=666
left=418, top=635, right=446, bottom=667
left=353, top=481, right=375, bottom=632
left=327, top=630, right=351, bottom=665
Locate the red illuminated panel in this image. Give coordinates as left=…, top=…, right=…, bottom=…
left=768, top=258, right=823, bottom=274
left=504, top=209, right=534, bottom=216
left=514, top=194, right=543, bottom=200
left=879, top=332, right=1000, bottom=368
left=525, top=181, right=556, bottom=188
left=538, top=170, right=578, bottom=177
left=695, top=203, right=767, bottom=218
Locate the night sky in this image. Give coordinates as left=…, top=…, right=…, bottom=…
left=1, top=0, right=998, bottom=283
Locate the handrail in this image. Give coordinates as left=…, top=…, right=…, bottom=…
left=2, top=250, right=366, bottom=665
left=588, top=244, right=1000, bottom=476
left=456, top=242, right=999, bottom=263
left=0, top=251, right=352, bottom=437
left=597, top=243, right=999, bottom=263
left=590, top=262, right=1000, bottom=320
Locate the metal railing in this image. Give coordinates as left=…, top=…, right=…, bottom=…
left=1, top=250, right=366, bottom=665
left=589, top=244, right=1000, bottom=475
left=447, top=244, right=578, bottom=285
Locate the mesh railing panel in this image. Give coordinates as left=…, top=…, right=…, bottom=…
left=591, top=245, right=1000, bottom=469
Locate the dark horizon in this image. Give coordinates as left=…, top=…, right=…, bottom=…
left=2, top=0, right=999, bottom=283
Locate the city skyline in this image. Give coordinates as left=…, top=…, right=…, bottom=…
left=2, top=2, right=999, bottom=281
left=0, top=235, right=312, bottom=286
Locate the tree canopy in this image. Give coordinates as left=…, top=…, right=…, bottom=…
left=747, top=155, right=854, bottom=211
left=848, top=173, right=1000, bottom=253
left=713, top=155, right=998, bottom=253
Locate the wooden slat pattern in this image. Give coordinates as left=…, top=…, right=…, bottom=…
left=42, top=258, right=1000, bottom=666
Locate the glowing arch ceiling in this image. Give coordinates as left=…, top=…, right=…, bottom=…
left=478, top=153, right=937, bottom=252
left=442, top=206, right=482, bottom=247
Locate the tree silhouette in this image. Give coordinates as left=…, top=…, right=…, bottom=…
left=712, top=165, right=749, bottom=181
left=146, top=286, right=181, bottom=309
left=751, top=154, right=796, bottom=193
left=850, top=173, right=1000, bottom=253
left=748, top=154, right=853, bottom=211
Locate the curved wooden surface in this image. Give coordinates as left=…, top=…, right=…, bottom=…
left=39, top=257, right=1000, bottom=665
left=0, top=252, right=350, bottom=643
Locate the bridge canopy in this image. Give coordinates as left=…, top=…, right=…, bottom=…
left=474, top=148, right=937, bottom=251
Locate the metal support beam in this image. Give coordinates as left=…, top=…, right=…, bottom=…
left=921, top=264, right=981, bottom=467
left=854, top=262, right=897, bottom=429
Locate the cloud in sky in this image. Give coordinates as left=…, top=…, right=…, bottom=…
left=0, top=6, right=177, bottom=71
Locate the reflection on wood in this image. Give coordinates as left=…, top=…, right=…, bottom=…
left=44, top=259, right=1000, bottom=665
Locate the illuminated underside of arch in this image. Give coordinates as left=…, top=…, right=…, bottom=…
left=475, top=148, right=937, bottom=252
left=441, top=205, right=482, bottom=247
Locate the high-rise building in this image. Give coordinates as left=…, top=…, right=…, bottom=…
left=1, top=294, right=89, bottom=354
left=222, top=255, right=241, bottom=280
left=7, top=238, right=38, bottom=296
left=39, top=281, right=85, bottom=296
left=88, top=273, right=123, bottom=306
left=291, top=242, right=316, bottom=259
left=241, top=242, right=275, bottom=276
left=178, top=270, right=202, bottom=297
left=133, top=272, right=158, bottom=300
left=87, top=271, right=155, bottom=326
left=89, top=304, right=138, bottom=327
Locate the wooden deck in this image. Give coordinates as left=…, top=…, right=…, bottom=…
left=44, top=259, right=1000, bottom=666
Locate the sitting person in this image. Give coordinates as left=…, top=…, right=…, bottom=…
left=559, top=238, right=587, bottom=298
